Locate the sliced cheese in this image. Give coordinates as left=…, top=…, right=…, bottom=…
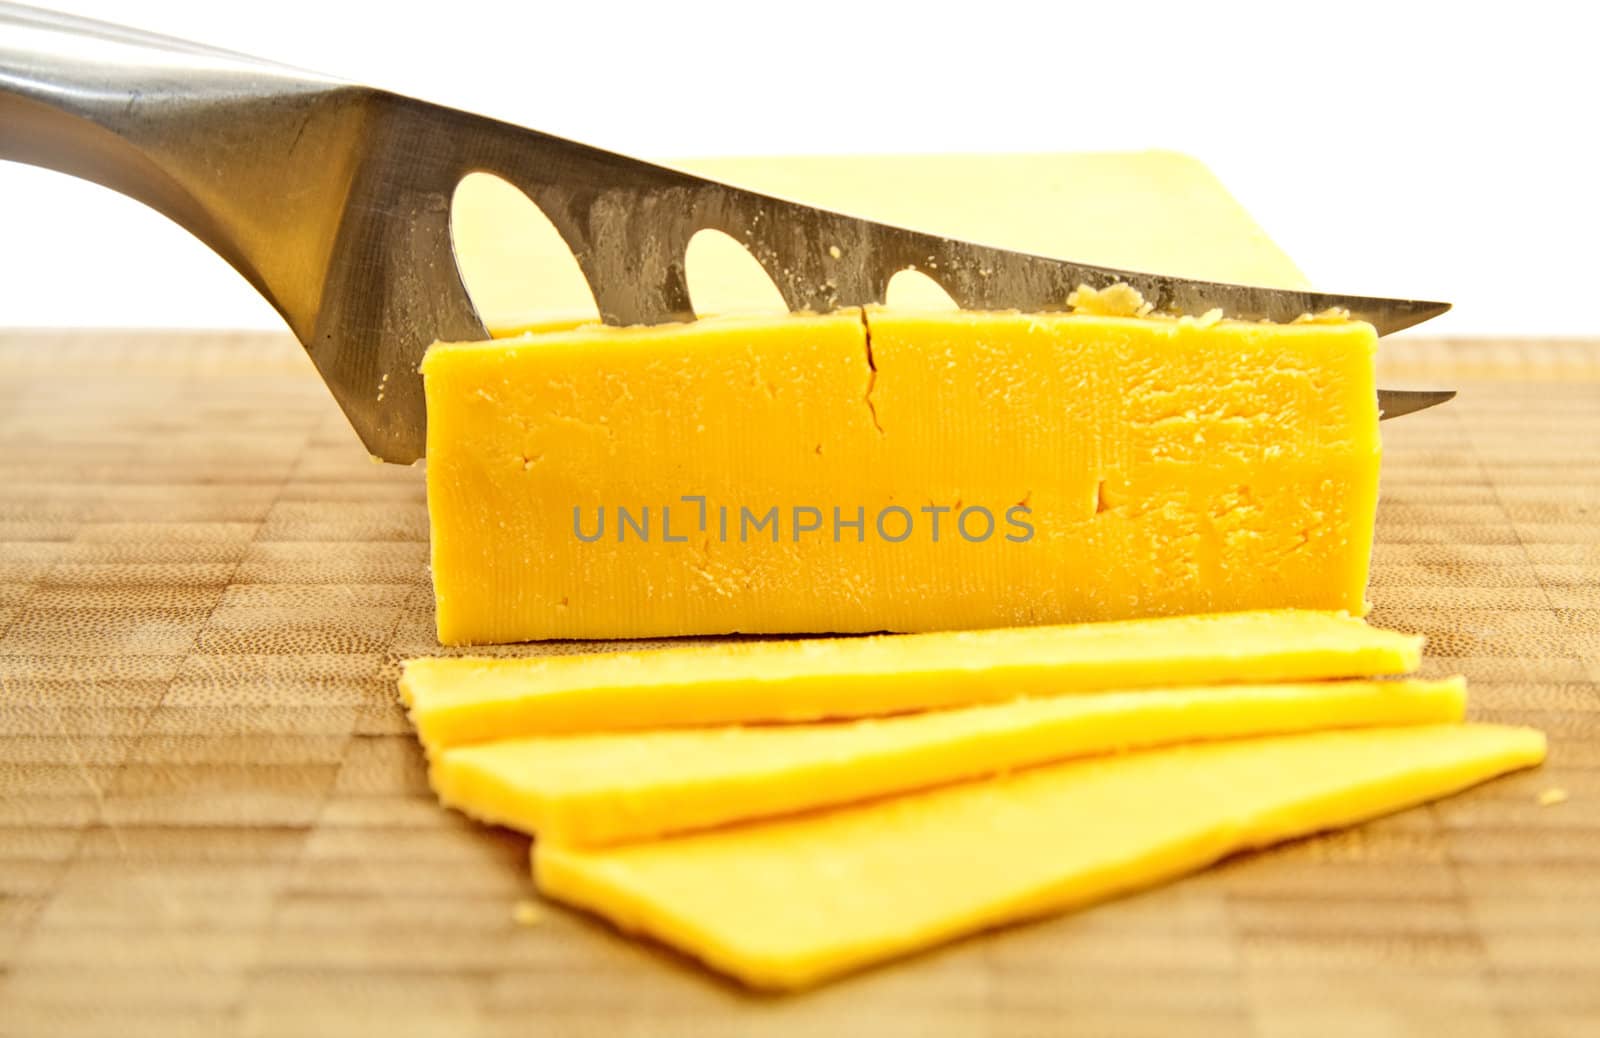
left=400, top=610, right=1422, bottom=748
left=434, top=677, right=1465, bottom=846
left=536, top=723, right=1546, bottom=990
left=422, top=309, right=1381, bottom=643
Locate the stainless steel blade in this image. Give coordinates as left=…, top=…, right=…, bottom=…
left=1379, top=388, right=1458, bottom=420
left=0, top=2, right=1454, bottom=463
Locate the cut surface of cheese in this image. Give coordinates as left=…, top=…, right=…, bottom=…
left=423, top=309, right=1380, bottom=643
left=433, top=678, right=1465, bottom=847
left=450, top=152, right=1310, bottom=335
left=535, top=723, right=1546, bottom=990
left=400, top=610, right=1422, bottom=748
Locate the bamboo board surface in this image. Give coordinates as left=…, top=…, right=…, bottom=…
left=0, top=331, right=1596, bottom=1037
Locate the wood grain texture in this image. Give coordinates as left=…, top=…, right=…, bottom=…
left=0, top=330, right=1596, bottom=1038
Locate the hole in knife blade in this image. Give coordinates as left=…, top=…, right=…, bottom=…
left=450, top=173, right=600, bottom=336
left=885, top=269, right=960, bottom=311
left=685, top=229, right=789, bottom=318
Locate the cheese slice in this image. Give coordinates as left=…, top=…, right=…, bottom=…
left=422, top=308, right=1380, bottom=643
left=536, top=723, right=1546, bottom=990
left=450, top=152, right=1312, bottom=336
left=400, top=610, right=1422, bottom=748
left=433, top=677, right=1465, bottom=846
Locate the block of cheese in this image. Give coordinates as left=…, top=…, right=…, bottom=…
left=536, top=723, right=1546, bottom=990
left=432, top=677, right=1464, bottom=846
left=400, top=610, right=1422, bottom=748
left=423, top=306, right=1380, bottom=642
left=450, top=152, right=1311, bottom=335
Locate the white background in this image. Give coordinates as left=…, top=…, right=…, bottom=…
left=2, top=0, right=1597, bottom=336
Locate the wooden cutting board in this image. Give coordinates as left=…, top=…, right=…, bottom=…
left=1, top=330, right=1596, bottom=1037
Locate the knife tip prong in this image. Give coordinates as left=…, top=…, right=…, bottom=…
left=1374, top=297, right=1452, bottom=337
left=1378, top=388, right=1456, bottom=420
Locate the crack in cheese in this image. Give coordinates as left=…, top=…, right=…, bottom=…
left=399, top=610, right=1422, bottom=748
left=422, top=311, right=1381, bottom=643
left=535, top=723, right=1546, bottom=990
left=432, top=678, right=1465, bottom=847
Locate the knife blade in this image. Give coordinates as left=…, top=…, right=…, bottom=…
left=0, top=1, right=1453, bottom=462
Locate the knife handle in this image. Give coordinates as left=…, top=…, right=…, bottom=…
left=0, top=2, right=360, bottom=323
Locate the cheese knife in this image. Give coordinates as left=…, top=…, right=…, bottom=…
left=0, top=2, right=1455, bottom=463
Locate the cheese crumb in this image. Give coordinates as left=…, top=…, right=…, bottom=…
left=1537, top=787, right=1569, bottom=807
left=512, top=899, right=543, bottom=926
left=1067, top=283, right=1154, bottom=318
left=1068, top=285, right=1228, bottom=328
left=1179, top=308, right=1225, bottom=329
left=1293, top=307, right=1353, bottom=325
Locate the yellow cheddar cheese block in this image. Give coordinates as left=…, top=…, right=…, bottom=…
left=450, top=152, right=1311, bottom=335
left=433, top=677, right=1465, bottom=846
left=400, top=610, right=1422, bottom=748
left=423, top=308, right=1380, bottom=643
left=536, top=723, right=1546, bottom=990
left=432, top=153, right=1371, bottom=643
